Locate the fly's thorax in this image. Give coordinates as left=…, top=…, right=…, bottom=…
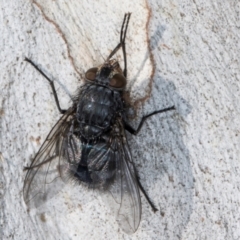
left=76, top=84, right=124, bottom=140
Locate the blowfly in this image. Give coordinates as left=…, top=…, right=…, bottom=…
left=23, top=13, right=175, bottom=234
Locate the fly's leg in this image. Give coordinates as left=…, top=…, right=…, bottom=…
left=23, top=156, right=56, bottom=171
left=107, top=13, right=131, bottom=78
left=125, top=105, right=175, bottom=212
left=125, top=106, right=175, bottom=135
left=121, top=13, right=131, bottom=78
left=118, top=12, right=131, bottom=78
left=25, top=57, right=67, bottom=114
left=133, top=164, right=158, bottom=212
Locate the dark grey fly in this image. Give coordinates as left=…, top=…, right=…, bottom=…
left=23, top=13, right=175, bottom=234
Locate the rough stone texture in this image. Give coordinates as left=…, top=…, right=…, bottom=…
left=1, top=0, right=240, bottom=239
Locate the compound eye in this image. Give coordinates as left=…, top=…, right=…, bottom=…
left=85, top=68, right=98, bottom=81
left=109, top=74, right=126, bottom=89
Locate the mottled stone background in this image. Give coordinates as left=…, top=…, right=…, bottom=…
left=1, top=1, right=240, bottom=239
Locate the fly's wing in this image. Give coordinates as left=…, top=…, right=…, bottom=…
left=23, top=107, right=77, bottom=208
left=88, top=119, right=141, bottom=234
left=110, top=124, right=141, bottom=234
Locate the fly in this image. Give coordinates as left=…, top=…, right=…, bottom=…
left=24, top=13, right=175, bottom=234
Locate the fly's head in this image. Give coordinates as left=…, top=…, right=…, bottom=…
left=85, top=59, right=126, bottom=90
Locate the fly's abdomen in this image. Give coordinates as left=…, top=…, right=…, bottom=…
left=77, top=84, right=122, bottom=139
